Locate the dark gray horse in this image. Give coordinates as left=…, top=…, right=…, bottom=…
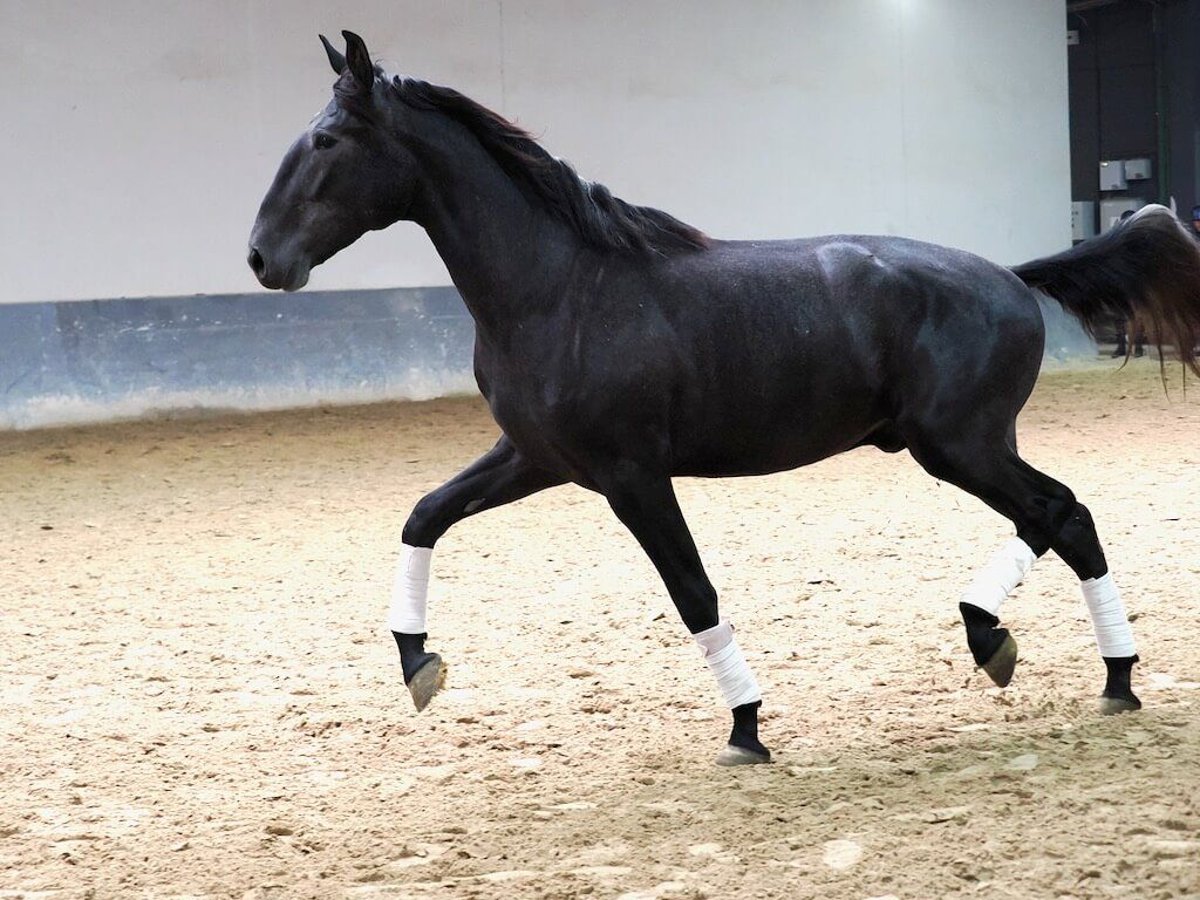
left=249, top=32, right=1200, bottom=765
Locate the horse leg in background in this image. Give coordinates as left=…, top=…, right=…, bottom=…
left=1113, top=316, right=1146, bottom=360
left=1132, top=316, right=1147, bottom=358
left=1113, top=319, right=1129, bottom=358
left=391, top=436, right=565, bottom=710
left=598, top=464, right=768, bottom=766
left=910, top=437, right=1140, bottom=712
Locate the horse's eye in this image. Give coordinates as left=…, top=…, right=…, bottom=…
left=314, top=132, right=338, bottom=150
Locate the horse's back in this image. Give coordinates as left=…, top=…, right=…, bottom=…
left=705, top=232, right=1041, bottom=321
left=715, top=233, right=1045, bottom=383
left=657, top=232, right=1045, bottom=389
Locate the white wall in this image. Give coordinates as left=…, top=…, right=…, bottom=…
left=0, top=0, right=1070, bottom=304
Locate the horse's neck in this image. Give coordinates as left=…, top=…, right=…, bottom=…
left=409, top=128, right=578, bottom=337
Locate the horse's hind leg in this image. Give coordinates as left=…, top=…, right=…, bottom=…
left=1049, top=498, right=1141, bottom=713
left=392, top=436, right=565, bottom=710
left=596, top=463, right=769, bottom=765
left=927, top=425, right=1029, bottom=687
left=908, top=438, right=1140, bottom=712
left=950, top=412, right=1035, bottom=686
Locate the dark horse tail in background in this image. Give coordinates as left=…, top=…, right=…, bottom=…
left=249, top=32, right=1200, bottom=765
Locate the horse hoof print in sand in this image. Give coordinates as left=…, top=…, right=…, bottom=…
left=250, top=32, right=1200, bottom=765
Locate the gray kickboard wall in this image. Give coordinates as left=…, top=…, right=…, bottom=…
left=0, top=287, right=476, bottom=430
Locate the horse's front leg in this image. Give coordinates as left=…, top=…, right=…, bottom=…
left=391, top=436, right=564, bottom=710
left=598, top=463, right=769, bottom=766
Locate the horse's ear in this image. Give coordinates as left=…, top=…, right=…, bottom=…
left=320, top=34, right=346, bottom=75
left=342, top=30, right=375, bottom=93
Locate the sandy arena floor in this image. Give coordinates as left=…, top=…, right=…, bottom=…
left=2, top=361, right=1199, bottom=899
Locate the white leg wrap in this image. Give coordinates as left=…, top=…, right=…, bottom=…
left=1081, top=572, right=1137, bottom=658
left=693, top=620, right=762, bottom=709
left=387, top=544, right=433, bottom=634
left=961, top=537, right=1037, bottom=616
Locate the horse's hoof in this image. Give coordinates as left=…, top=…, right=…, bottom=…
left=1098, top=693, right=1141, bottom=716
left=408, top=654, right=447, bottom=712
left=715, top=744, right=771, bottom=767
left=980, top=633, right=1018, bottom=688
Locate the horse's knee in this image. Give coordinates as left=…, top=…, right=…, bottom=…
left=1016, top=486, right=1078, bottom=555
left=402, top=491, right=449, bottom=547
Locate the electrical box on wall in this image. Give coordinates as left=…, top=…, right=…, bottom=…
left=1100, top=198, right=1144, bottom=230
left=1099, top=161, right=1127, bottom=191
left=1123, top=158, right=1152, bottom=181
left=1072, top=201, right=1097, bottom=242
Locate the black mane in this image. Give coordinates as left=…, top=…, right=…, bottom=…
left=390, top=77, right=710, bottom=255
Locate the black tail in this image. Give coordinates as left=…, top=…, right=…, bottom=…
left=1012, top=204, right=1200, bottom=377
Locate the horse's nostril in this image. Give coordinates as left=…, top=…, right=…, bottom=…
left=248, top=247, right=266, bottom=277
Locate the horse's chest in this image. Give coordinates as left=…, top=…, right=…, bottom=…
left=473, top=332, right=650, bottom=478
left=477, top=361, right=573, bottom=462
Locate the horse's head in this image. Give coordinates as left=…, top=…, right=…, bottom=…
left=248, top=32, right=418, bottom=290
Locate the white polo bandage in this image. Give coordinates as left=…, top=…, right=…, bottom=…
left=961, top=537, right=1037, bottom=616
left=693, top=620, right=762, bottom=708
left=1081, top=572, right=1137, bottom=658
left=387, top=544, right=433, bottom=634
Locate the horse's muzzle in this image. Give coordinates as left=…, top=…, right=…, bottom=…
left=247, top=245, right=309, bottom=291
left=247, top=246, right=267, bottom=280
